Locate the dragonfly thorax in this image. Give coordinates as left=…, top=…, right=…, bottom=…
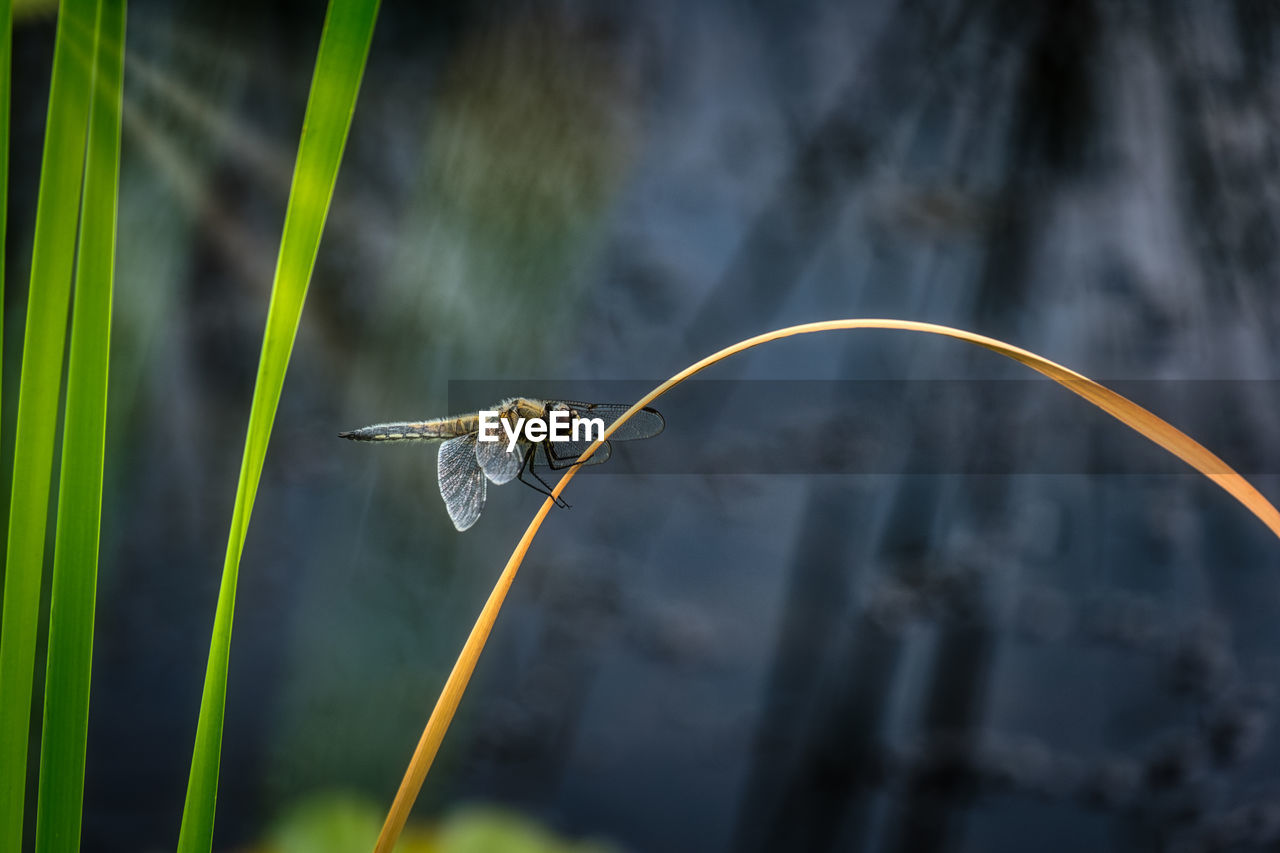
left=497, top=397, right=543, bottom=422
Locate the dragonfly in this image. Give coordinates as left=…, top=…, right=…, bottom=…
left=340, top=398, right=665, bottom=531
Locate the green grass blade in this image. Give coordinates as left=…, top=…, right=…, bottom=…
left=34, top=0, right=125, bottom=849
left=176, top=1, right=380, bottom=850
left=0, top=1, right=97, bottom=849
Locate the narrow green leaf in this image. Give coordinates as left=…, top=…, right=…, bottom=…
left=0, top=1, right=97, bottom=849
left=34, top=0, right=125, bottom=849
left=177, top=1, right=380, bottom=850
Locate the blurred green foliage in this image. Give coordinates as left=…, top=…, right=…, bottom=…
left=258, top=793, right=617, bottom=853
left=14, top=0, right=58, bottom=19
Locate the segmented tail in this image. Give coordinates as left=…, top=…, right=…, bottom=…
left=338, top=420, right=459, bottom=442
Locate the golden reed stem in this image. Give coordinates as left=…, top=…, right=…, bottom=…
left=373, top=319, right=1280, bottom=852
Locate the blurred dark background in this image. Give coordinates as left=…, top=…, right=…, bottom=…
left=6, top=0, right=1280, bottom=850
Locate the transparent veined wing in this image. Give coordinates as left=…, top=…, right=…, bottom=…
left=553, top=402, right=665, bottom=442
left=474, top=434, right=526, bottom=484
left=438, top=434, right=487, bottom=531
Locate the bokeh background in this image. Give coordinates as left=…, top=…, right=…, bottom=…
left=7, top=1, right=1280, bottom=851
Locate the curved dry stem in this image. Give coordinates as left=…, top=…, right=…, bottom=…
left=373, top=318, right=1280, bottom=852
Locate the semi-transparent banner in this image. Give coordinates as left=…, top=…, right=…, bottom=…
left=446, top=380, right=1280, bottom=475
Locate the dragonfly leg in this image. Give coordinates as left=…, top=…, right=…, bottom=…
left=517, top=444, right=570, bottom=509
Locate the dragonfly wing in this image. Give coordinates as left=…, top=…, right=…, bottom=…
left=556, top=402, right=665, bottom=442
left=438, top=434, right=486, bottom=531
left=474, top=435, right=526, bottom=485
left=542, top=439, right=612, bottom=470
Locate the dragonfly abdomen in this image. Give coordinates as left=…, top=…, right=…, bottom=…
left=338, top=418, right=470, bottom=442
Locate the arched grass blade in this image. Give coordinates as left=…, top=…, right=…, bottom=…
left=0, top=1, right=97, bottom=849
left=374, top=318, right=1280, bottom=852
left=176, top=2, right=380, bottom=851
left=34, top=0, right=125, bottom=850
